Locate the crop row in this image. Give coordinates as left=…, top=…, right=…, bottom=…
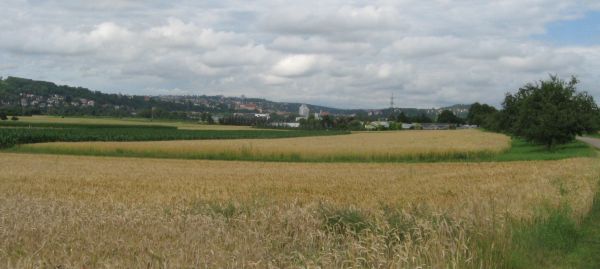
left=0, top=127, right=348, bottom=149
left=0, top=120, right=176, bottom=129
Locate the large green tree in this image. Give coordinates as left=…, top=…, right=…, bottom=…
left=396, top=112, right=410, bottom=123
left=436, top=110, right=463, bottom=124
left=503, top=75, right=599, bottom=149
left=467, top=102, right=497, bottom=126
left=411, top=113, right=433, bottom=123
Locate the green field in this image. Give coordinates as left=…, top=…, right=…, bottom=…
left=0, top=120, right=348, bottom=149
left=11, top=115, right=256, bottom=130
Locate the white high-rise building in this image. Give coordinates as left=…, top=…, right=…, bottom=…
left=299, top=104, right=310, bottom=118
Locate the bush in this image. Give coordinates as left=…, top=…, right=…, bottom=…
left=10, top=116, right=18, bottom=121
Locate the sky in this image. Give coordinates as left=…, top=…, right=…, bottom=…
left=1, top=0, right=600, bottom=109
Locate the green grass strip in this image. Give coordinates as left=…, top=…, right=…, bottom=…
left=489, top=139, right=596, bottom=162
left=505, top=182, right=600, bottom=269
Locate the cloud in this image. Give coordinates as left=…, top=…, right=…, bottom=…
left=89, top=22, right=132, bottom=42
left=270, top=55, right=321, bottom=77
left=261, top=5, right=403, bottom=35
left=392, top=36, right=465, bottom=58
left=1, top=0, right=600, bottom=108
left=144, top=18, right=243, bottom=49
left=260, top=74, right=289, bottom=85
left=270, top=36, right=370, bottom=54
left=202, top=44, right=270, bottom=67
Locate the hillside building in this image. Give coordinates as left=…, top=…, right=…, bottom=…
left=299, top=104, right=309, bottom=118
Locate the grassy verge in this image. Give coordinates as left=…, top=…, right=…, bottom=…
left=505, top=188, right=600, bottom=269
left=560, top=188, right=600, bottom=268
left=489, top=138, right=596, bottom=161
left=507, top=206, right=581, bottom=268
left=584, top=133, right=600, bottom=139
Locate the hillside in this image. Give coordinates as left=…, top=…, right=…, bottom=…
left=0, top=76, right=470, bottom=120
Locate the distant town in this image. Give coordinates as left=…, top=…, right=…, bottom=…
left=1, top=76, right=471, bottom=129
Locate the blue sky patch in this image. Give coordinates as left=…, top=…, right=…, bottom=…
left=539, top=11, right=600, bottom=46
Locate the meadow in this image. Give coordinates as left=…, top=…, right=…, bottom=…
left=13, top=129, right=512, bottom=162
left=1, top=153, right=598, bottom=268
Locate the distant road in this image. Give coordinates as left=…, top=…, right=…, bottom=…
left=577, top=136, right=600, bottom=149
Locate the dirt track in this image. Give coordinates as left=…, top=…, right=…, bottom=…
left=577, top=136, right=600, bottom=149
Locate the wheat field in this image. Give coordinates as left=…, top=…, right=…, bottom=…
left=1, top=152, right=597, bottom=268
left=19, top=129, right=511, bottom=161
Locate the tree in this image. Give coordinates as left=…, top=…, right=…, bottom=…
left=411, top=113, right=433, bottom=123
left=200, top=112, right=214, bottom=123
left=467, top=102, right=497, bottom=126
left=0, top=112, right=7, bottom=120
left=503, top=75, right=599, bottom=149
left=396, top=112, right=410, bottom=123
left=387, top=111, right=396, bottom=122
left=206, top=113, right=215, bottom=124
left=347, top=119, right=364, bottom=131
left=321, top=115, right=334, bottom=129
left=436, top=110, right=463, bottom=124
